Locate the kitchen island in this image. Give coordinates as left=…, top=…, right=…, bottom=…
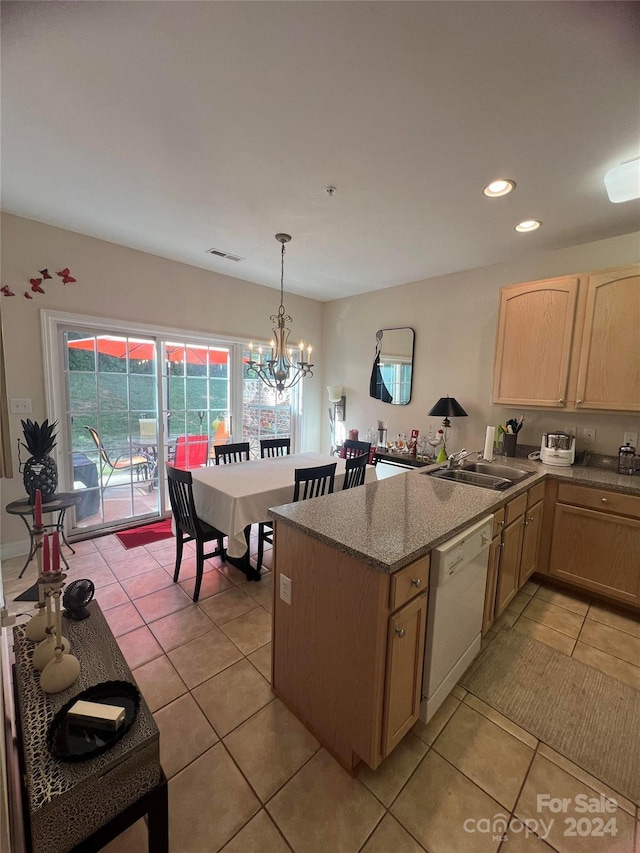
left=268, top=459, right=640, bottom=772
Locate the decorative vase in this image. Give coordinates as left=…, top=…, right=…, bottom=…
left=23, top=455, right=58, bottom=503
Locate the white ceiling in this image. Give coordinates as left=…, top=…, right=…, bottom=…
left=2, top=1, right=639, bottom=301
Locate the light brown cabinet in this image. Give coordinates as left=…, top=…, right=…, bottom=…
left=549, top=483, right=640, bottom=606
left=492, top=264, right=640, bottom=412
left=272, top=522, right=429, bottom=771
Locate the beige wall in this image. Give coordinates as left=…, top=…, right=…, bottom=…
left=322, top=232, right=640, bottom=458
left=0, top=214, right=324, bottom=550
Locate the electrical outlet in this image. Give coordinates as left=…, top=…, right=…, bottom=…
left=564, top=426, right=577, bottom=438
left=582, top=428, right=596, bottom=444
left=10, top=397, right=32, bottom=414
left=279, top=573, right=292, bottom=605
left=623, top=432, right=638, bottom=448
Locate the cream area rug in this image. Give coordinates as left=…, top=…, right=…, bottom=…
left=460, top=627, right=640, bottom=803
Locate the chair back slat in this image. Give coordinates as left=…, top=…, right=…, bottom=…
left=342, top=439, right=371, bottom=459
left=214, top=442, right=251, bottom=465
left=167, top=465, right=202, bottom=539
left=260, top=438, right=291, bottom=458
left=342, top=452, right=368, bottom=490
left=293, top=462, right=336, bottom=502
left=174, top=435, right=209, bottom=469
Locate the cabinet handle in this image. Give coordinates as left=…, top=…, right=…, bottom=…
left=557, top=398, right=564, bottom=403
left=576, top=399, right=583, bottom=405
left=498, top=520, right=505, bottom=527
left=411, top=578, right=422, bottom=588
left=601, top=497, right=608, bottom=503
left=395, top=626, right=406, bottom=638
left=522, top=519, right=529, bottom=526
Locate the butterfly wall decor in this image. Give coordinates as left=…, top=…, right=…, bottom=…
left=0, top=266, right=78, bottom=298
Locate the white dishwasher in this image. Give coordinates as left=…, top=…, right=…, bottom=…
left=420, top=515, right=493, bottom=723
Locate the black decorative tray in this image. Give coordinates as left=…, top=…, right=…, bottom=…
left=47, top=680, right=140, bottom=762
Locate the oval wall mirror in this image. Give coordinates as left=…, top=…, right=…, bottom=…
left=369, top=327, right=415, bottom=405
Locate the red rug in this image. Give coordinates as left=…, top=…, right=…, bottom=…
left=115, top=519, right=174, bottom=549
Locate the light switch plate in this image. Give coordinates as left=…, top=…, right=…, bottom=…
left=10, top=398, right=32, bottom=414
left=623, top=432, right=638, bottom=448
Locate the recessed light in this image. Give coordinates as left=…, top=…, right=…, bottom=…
left=604, top=158, right=640, bottom=203
left=483, top=179, right=516, bottom=197
left=515, top=220, right=542, bottom=232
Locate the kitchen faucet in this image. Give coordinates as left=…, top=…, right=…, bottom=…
left=446, top=449, right=482, bottom=468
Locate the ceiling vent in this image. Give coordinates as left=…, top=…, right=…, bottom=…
left=206, top=248, right=244, bottom=262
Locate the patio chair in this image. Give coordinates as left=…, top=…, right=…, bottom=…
left=260, top=437, right=291, bottom=458
left=214, top=442, right=250, bottom=465
left=342, top=452, right=368, bottom=490
left=85, top=426, right=149, bottom=488
left=167, top=465, right=225, bottom=601
left=173, top=435, right=209, bottom=470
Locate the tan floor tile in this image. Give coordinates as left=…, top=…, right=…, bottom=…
left=521, top=598, right=584, bottom=638
left=572, top=641, right=640, bottom=692
left=579, top=618, right=640, bottom=667
left=217, top=561, right=251, bottom=586
left=168, top=744, right=260, bottom=853
left=179, top=567, right=233, bottom=600
left=143, top=536, right=176, bottom=554
left=361, top=814, right=425, bottom=852
left=103, top=600, right=145, bottom=637
left=245, top=573, right=274, bottom=611
left=94, top=582, right=129, bottom=611
left=521, top=580, right=541, bottom=596
left=120, top=567, right=173, bottom=599
left=248, top=642, right=272, bottom=682
left=451, top=684, right=467, bottom=701
left=499, top=831, right=557, bottom=851
left=168, top=627, right=243, bottom=689
left=94, top=534, right=126, bottom=555
left=224, top=698, right=319, bottom=802
left=433, top=702, right=534, bottom=811
left=168, top=554, right=219, bottom=582
left=411, top=693, right=460, bottom=746
left=132, top=654, right=187, bottom=713
left=219, top=809, right=290, bottom=853
left=148, top=604, right=215, bottom=652
left=463, top=694, right=537, bottom=749
left=358, top=731, right=428, bottom=807
left=507, top=591, right=533, bottom=615
left=267, top=748, right=384, bottom=853
left=512, top=615, right=576, bottom=655
left=193, top=658, right=273, bottom=737
left=108, top=551, right=162, bottom=580
left=220, top=606, right=272, bottom=655
left=67, top=538, right=99, bottom=556
left=198, top=586, right=259, bottom=625
left=391, top=749, right=502, bottom=853
left=493, top=609, right=519, bottom=630
left=154, top=692, right=218, bottom=778
left=515, top=754, right=636, bottom=853
left=134, top=583, right=193, bottom=622
left=66, top=560, right=116, bottom=589
left=587, top=602, right=640, bottom=640
left=537, top=744, right=636, bottom=817
left=117, top=625, right=163, bottom=669
left=534, top=586, right=590, bottom=616
left=100, top=818, right=148, bottom=852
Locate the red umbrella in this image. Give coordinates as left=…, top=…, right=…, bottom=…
left=67, top=336, right=229, bottom=365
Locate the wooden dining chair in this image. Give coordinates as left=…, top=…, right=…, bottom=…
left=167, top=465, right=225, bottom=601
left=256, top=461, right=338, bottom=572
left=260, top=437, right=291, bottom=458
left=214, top=442, right=251, bottom=465
left=341, top=439, right=372, bottom=459
left=342, top=452, right=368, bottom=490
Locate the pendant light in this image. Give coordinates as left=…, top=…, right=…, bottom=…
left=247, top=234, right=314, bottom=394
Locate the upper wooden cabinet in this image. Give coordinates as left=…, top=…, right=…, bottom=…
left=492, top=264, right=640, bottom=412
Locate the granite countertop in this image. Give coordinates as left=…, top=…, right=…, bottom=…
left=268, top=457, right=640, bottom=574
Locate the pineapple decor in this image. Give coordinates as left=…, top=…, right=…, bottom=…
left=20, top=418, right=58, bottom=503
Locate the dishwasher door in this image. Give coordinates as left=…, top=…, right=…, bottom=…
left=420, top=515, right=492, bottom=723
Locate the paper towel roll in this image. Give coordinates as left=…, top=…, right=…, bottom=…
left=483, top=426, right=495, bottom=462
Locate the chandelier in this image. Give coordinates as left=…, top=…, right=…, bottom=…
left=247, top=233, right=314, bottom=394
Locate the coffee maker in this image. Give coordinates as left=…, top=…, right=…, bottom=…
left=540, top=432, right=576, bottom=467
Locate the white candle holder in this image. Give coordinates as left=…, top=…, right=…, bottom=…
left=25, top=524, right=49, bottom=643
left=40, top=578, right=80, bottom=693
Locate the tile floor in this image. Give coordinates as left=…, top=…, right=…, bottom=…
left=3, top=537, right=640, bottom=853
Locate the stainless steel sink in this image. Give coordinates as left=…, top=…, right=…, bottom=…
left=428, top=468, right=513, bottom=490
left=459, top=461, right=533, bottom=485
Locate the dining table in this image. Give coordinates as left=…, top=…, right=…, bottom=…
left=190, top=451, right=378, bottom=580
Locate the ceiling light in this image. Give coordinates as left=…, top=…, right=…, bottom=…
left=247, top=234, right=313, bottom=395
left=515, top=220, right=542, bottom=233
left=604, top=158, right=640, bottom=203
left=483, top=179, right=516, bottom=198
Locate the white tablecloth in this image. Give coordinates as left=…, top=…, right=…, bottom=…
left=191, top=451, right=377, bottom=557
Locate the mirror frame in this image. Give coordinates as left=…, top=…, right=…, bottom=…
left=370, top=327, right=415, bottom=405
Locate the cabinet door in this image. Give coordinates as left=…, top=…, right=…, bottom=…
left=492, top=278, right=579, bottom=407
left=382, top=593, right=427, bottom=757
left=574, top=269, right=640, bottom=411
left=495, top=517, right=524, bottom=616
left=550, top=504, right=640, bottom=605
left=519, top=500, right=543, bottom=586
left=482, top=535, right=501, bottom=634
